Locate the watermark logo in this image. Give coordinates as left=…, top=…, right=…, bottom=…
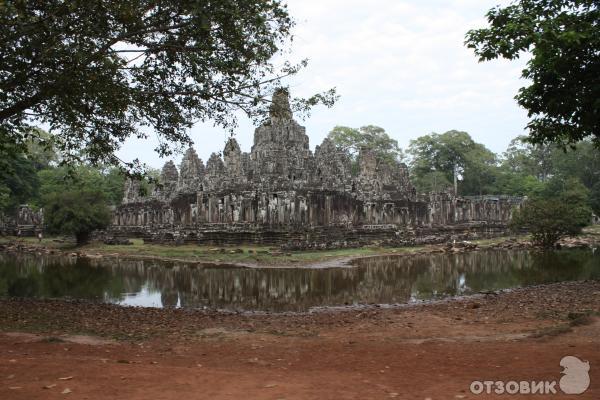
left=470, top=356, right=590, bottom=395
left=560, top=356, right=590, bottom=395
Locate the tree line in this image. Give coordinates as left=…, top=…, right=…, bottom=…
left=328, top=126, right=599, bottom=214
left=1, top=125, right=596, bottom=246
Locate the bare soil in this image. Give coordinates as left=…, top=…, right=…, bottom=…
left=1, top=280, right=599, bottom=399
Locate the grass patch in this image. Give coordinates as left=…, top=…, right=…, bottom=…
left=0, top=236, right=429, bottom=265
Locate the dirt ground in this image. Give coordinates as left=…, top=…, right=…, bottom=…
left=1, top=280, right=599, bottom=399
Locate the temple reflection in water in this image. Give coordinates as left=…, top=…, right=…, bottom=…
left=1, top=250, right=598, bottom=312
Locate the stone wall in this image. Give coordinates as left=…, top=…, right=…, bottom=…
left=113, top=89, right=523, bottom=247
left=0, top=205, right=44, bottom=236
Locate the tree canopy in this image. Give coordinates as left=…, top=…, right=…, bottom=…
left=0, top=0, right=336, bottom=171
left=327, top=125, right=404, bottom=164
left=37, top=165, right=126, bottom=208
left=510, top=177, right=591, bottom=247
left=407, top=130, right=497, bottom=195
left=496, top=136, right=600, bottom=213
left=465, top=0, right=600, bottom=148
left=44, top=190, right=112, bottom=244
left=0, top=129, right=126, bottom=213
left=0, top=148, right=38, bottom=212
left=0, top=132, right=124, bottom=243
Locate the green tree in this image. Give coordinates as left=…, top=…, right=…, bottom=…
left=327, top=125, right=404, bottom=175
left=510, top=176, right=591, bottom=247
left=539, top=176, right=591, bottom=213
left=0, top=185, right=9, bottom=212
left=0, top=129, right=59, bottom=211
left=410, top=171, right=452, bottom=194
left=511, top=199, right=589, bottom=248
left=549, top=140, right=600, bottom=191
left=590, top=182, right=600, bottom=216
left=0, top=147, right=39, bottom=212
left=460, top=144, right=500, bottom=196
left=44, top=190, right=111, bottom=245
left=407, top=130, right=498, bottom=195
left=466, top=0, right=600, bottom=148
left=491, top=172, right=545, bottom=197
left=102, top=167, right=128, bottom=206
left=501, top=136, right=554, bottom=181
left=498, top=137, right=600, bottom=207
left=328, top=125, right=404, bottom=162
left=494, top=136, right=555, bottom=197
left=37, top=165, right=126, bottom=207
left=24, top=128, right=59, bottom=171
left=0, top=1, right=336, bottom=170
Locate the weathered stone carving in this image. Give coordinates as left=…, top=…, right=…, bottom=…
left=154, top=160, right=179, bottom=200
left=111, top=90, right=523, bottom=246
left=178, top=147, right=204, bottom=191
left=250, top=91, right=311, bottom=188
left=122, top=178, right=141, bottom=204
left=313, top=138, right=352, bottom=190
left=204, top=152, right=225, bottom=191
left=269, top=88, right=294, bottom=121
left=0, top=205, right=44, bottom=236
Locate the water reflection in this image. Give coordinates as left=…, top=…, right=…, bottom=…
left=0, top=250, right=598, bottom=312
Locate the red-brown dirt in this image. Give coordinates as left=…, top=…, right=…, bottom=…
left=1, top=280, right=599, bottom=399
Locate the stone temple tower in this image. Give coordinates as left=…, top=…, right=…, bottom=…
left=154, top=160, right=179, bottom=200
left=249, top=89, right=311, bottom=187
left=223, top=138, right=242, bottom=173
left=178, top=147, right=204, bottom=191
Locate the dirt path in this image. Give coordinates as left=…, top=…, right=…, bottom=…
left=1, top=281, right=599, bottom=399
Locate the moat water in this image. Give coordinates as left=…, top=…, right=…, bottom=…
left=0, top=249, right=599, bottom=312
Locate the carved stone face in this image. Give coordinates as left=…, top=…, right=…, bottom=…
left=161, top=160, right=179, bottom=183
left=269, top=88, right=293, bottom=121
left=223, top=138, right=242, bottom=175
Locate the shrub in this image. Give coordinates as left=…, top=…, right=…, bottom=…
left=44, top=190, right=111, bottom=245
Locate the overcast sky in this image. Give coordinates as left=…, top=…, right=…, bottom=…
left=118, top=0, right=530, bottom=170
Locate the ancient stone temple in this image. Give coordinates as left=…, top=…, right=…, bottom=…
left=0, top=205, right=44, bottom=236
left=112, top=89, right=522, bottom=247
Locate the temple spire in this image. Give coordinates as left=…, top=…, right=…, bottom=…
left=269, top=88, right=293, bottom=122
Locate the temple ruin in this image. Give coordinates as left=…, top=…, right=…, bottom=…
left=112, top=89, right=522, bottom=248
